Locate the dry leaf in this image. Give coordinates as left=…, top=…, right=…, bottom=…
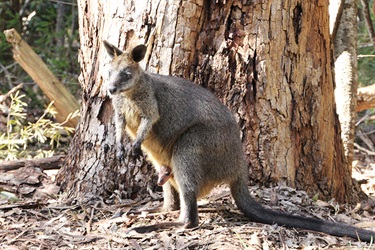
left=248, top=233, right=262, bottom=250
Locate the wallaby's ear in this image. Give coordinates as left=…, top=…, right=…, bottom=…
left=131, top=45, right=147, bottom=62
left=103, top=40, right=123, bottom=58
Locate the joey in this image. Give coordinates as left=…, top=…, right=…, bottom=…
left=157, top=166, right=173, bottom=186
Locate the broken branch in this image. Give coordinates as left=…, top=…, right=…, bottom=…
left=0, top=155, right=65, bottom=171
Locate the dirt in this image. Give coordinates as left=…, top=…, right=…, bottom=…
left=0, top=159, right=374, bottom=250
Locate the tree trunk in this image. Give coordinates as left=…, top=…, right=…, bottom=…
left=331, top=0, right=358, bottom=165
left=55, top=1, right=66, bottom=49
left=57, top=0, right=359, bottom=203
left=360, top=0, right=375, bottom=48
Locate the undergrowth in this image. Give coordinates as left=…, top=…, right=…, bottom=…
left=0, top=91, right=78, bottom=160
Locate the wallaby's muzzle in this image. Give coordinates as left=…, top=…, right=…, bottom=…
left=108, top=86, right=117, bottom=95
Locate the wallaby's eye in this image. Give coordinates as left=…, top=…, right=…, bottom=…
left=165, top=171, right=171, bottom=176
left=119, top=70, right=132, bottom=81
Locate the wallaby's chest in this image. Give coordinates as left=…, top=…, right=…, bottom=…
left=114, top=97, right=141, bottom=129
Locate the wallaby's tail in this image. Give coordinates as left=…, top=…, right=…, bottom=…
left=230, top=179, right=375, bottom=242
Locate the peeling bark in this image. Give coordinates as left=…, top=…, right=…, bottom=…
left=57, top=0, right=358, bottom=203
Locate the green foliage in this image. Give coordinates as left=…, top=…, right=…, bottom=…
left=0, top=4, right=20, bottom=60
left=0, top=92, right=77, bottom=160
left=0, top=1, right=80, bottom=158
left=357, top=1, right=375, bottom=86
left=358, top=47, right=375, bottom=86
left=0, top=0, right=80, bottom=89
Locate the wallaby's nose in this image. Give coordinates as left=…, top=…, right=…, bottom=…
left=109, top=86, right=117, bottom=94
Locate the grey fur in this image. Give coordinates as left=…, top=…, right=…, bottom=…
left=104, top=40, right=374, bottom=241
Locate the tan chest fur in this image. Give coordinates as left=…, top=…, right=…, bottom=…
left=123, top=104, right=171, bottom=170
left=122, top=99, right=141, bottom=129
left=141, top=134, right=172, bottom=169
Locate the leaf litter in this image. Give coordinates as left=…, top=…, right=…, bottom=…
left=0, top=161, right=374, bottom=249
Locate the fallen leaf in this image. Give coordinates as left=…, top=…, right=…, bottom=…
left=0, top=191, right=19, bottom=202
left=248, top=233, right=262, bottom=250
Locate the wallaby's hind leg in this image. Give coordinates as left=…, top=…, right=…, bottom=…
left=178, top=190, right=198, bottom=227
left=171, top=134, right=202, bottom=228
left=164, top=172, right=198, bottom=227
left=162, top=181, right=180, bottom=211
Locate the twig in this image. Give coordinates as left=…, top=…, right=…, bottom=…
left=354, top=143, right=375, bottom=156
left=358, top=55, right=375, bottom=58
left=357, top=128, right=375, bottom=136
left=0, top=83, right=23, bottom=103
left=18, top=0, right=31, bottom=17
left=357, top=129, right=375, bottom=151
left=7, top=230, right=27, bottom=245
left=0, top=201, right=47, bottom=210
left=356, top=109, right=375, bottom=126
left=279, top=230, right=289, bottom=250
left=86, top=204, right=96, bottom=234
left=48, top=0, right=78, bottom=6
left=27, top=209, right=50, bottom=220
left=0, top=62, right=15, bottom=88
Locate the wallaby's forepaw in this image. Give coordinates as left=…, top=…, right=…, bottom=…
left=131, top=146, right=143, bottom=161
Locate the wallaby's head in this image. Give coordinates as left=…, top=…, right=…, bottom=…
left=103, top=40, right=147, bottom=95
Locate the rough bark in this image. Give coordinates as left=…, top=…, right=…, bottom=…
left=58, top=0, right=357, bottom=203
left=331, top=0, right=358, bottom=165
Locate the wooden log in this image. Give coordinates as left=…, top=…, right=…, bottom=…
left=0, top=155, right=65, bottom=171
left=3, top=28, right=79, bottom=128
left=357, top=84, right=375, bottom=112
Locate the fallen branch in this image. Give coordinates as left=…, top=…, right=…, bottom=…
left=4, top=29, right=79, bottom=128
left=0, top=155, right=65, bottom=171
left=357, top=84, right=375, bottom=112
left=0, top=200, right=47, bottom=210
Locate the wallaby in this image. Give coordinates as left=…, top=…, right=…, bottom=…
left=103, top=40, right=374, bottom=242
left=157, top=166, right=173, bottom=186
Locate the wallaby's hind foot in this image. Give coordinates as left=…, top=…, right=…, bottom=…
left=178, top=192, right=198, bottom=228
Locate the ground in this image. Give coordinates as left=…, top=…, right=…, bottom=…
left=0, top=155, right=374, bottom=250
